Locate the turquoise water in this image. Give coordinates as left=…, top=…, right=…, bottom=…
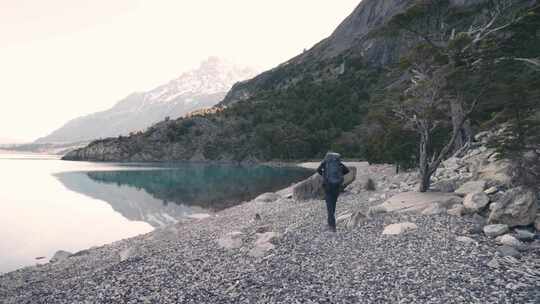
left=0, top=153, right=312, bottom=274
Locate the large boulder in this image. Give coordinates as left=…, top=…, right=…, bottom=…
left=454, top=180, right=486, bottom=196
left=483, top=224, right=509, bottom=238
left=535, top=215, right=540, bottom=232
left=292, top=167, right=357, bottom=201
left=378, top=192, right=462, bottom=214
left=463, top=192, right=490, bottom=213
left=477, top=160, right=512, bottom=185
left=496, top=234, right=524, bottom=249
left=488, top=187, right=538, bottom=227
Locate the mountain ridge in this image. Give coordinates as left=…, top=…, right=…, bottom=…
left=36, top=57, right=257, bottom=144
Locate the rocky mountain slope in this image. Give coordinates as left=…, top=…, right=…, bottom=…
left=64, top=0, right=538, bottom=162
left=37, top=57, right=257, bottom=144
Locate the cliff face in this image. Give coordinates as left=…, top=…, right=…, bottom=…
left=221, top=0, right=488, bottom=106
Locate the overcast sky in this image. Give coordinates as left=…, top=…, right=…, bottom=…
left=0, top=0, right=360, bottom=142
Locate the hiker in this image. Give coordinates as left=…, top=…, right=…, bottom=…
left=317, top=152, right=350, bottom=232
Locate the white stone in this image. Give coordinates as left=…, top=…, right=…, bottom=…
left=456, top=236, right=476, bottom=244
left=119, top=247, right=133, bottom=261
left=382, top=222, right=418, bottom=235
left=463, top=192, right=490, bottom=213
left=484, top=186, right=498, bottom=195
left=217, top=231, right=244, bottom=249
left=188, top=213, right=211, bottom=220
left=496, top=234, right=524, bottom=248
left=483, top=224, right=509, bottom=237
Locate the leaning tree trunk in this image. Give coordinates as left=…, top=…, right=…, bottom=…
left=418, top=127, right=432, bottom=192
left=450, top=98, right=472, bottom=152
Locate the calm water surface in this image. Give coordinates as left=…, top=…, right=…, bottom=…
left=0, top=153, right=312, bottom=273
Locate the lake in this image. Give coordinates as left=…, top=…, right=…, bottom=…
left=0, top=153, right=313, bottom=274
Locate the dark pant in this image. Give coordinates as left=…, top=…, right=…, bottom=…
left=324, top=183, right=340, bottom=228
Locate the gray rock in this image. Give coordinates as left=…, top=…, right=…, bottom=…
left=497, top=245, right=520, bottom=258
left=421, top=204, right=446, bottom=215
left=483, top=224, right=509, bottom=237
left=254, top=192, right=281, bottom=203
left=535, top=214, right=540, bottom=231
left=463, top=192, right=490, bottom=213
left=454, top=180, right=486, bottom=196
left=487, top=258, right=500, bottom=268
left=255, top=225, right=272, bottom=234
left=488, top=187, right=538, bottom=227
left=346, top=211, right=367, bottom=229
left=432, top=179, right=458, bottom=192
left=119, top=247, right=133, bottom=262
left=447, top=204, right=465, bottom=217
left=495, top=234, right=524, bottom=248
left=514, top=229, right=535, bottom=242
left=382, top=222, right=418, bottom=235
left=50, top=250, right=72, bottom=263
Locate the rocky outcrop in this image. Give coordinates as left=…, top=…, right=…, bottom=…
left=488, top=187, right=538, bottom=227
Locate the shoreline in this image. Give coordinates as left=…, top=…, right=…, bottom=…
left=1, top=162, right=538, bottom=303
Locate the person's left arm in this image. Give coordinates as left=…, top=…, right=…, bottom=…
left=340, top=163, right=350, bottom=175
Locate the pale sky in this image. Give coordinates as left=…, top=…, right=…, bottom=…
left=0, top=0, right=360, bottom=142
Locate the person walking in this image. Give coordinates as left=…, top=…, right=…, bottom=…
left=317, top=152, right=350, bottom=232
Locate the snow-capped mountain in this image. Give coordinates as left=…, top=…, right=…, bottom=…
left=35, top=57, right=258, bottom=144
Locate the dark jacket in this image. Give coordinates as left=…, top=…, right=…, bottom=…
left=317, top=154, right=350, bottom=183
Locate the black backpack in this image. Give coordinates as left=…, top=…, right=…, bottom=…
left=323, top=154, right=344, bottom=185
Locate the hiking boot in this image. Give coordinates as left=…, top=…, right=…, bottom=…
left=325, top=225, right=337, bottom=233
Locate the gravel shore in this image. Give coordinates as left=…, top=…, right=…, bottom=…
left=1, top=164, right=539, bottom=303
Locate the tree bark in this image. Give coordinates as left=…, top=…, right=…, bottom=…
left=450, top=98, right=472, bottom=151
left=418, top=127, right=431, bottom=192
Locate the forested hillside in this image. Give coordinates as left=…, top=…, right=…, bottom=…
left=64, top=0, right=539, bottom=171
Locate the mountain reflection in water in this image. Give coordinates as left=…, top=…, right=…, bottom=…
left=55, top=164, right=313, bottom=228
